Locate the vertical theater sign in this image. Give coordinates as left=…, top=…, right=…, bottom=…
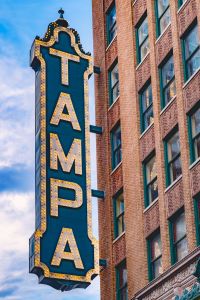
left=29, top=9, right=99, bottom=291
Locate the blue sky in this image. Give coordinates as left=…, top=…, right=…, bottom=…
left=0, top=0, right=99, bottom=299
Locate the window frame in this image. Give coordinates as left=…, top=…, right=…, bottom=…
left=113, top=190, right=125, bottom=239
left=139, top=80, right=154, bottom=133
left=164, top=127, right=182, bottom=187
left=109, top=60, right=119, bottom=105
left=182, top=22, right=200, bottom=81
left=194, top=193, right=200, bottom=246
left=159, top=53, right=176, bottom=109
left=143, top=153, right=158, bottom=208
left=136, top=13, right=149, bottom=64
left=106, top=2, right=117, bottom=45
left=116, top=260, right=128, bottom=300
left=155, top=0, right=171, bottom=37
left=111, top=123, right=122, bottom=170
left=147, top=230, right=163, bottom=281
left=169, top=208, right=188, bottom=265
left=188, top=103, right=200, bottom=164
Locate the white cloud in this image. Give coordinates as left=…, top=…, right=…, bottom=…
left=0, top=56, right=35, bottom=169
left=0, top=190, right=100, bottom=300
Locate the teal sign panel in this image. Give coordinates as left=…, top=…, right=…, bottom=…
left=29, top=11, right=99, bottom=291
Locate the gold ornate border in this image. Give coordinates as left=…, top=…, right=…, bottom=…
left=33, top=27, right=99, bottom=283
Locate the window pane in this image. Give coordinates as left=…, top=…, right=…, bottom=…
left=151, top=233, right=162, bottom=260
left=173, top=213, right=186, bottom=242
left=111, top=64, right=119, bottom=88
left=194, top=135, right=200, bottom=160
left=138, top=17, right=148, bottom=45
left=168, top=132, right=180, bottom=161
left=148, top=179, right=158, bottom=203
left=160, top=7, right=171, bottom=34
left=119, top=264, right=127, bottom=288
left=185, top=26, right=199, bottom=60
left=108, top=5, right=117, bottom=43
left=162, top=56, right=175, bottom=87
left=144, top=106, right=154, bottom=129
left=187, top=48, right=200, bottom=78
left=120, top=287, right=128, bottom=300
left=108, top=6, right=116, bottom=28
left=147, top=156, right=157, bottom=183
left=192, top=107, right=200, bottom=137
left=117, top=215, right=125, bottom=236
left=164, top=79, right=176, bottom=104
left=113, top=126, right=121, bottom=150
left=142, top=84, right=153, bottom=112
left=153, top=257, right=163, bottom=279
left=176, top=237, right=188, bottom=261
left=112, top=82, right=120, bottom=101
left=116, top=194, right=124, bottom=217
left=170, top=156, right=182, bottom=182
left=158, top=0, right=169, bottom=17
left=140, top=38, right=150, bottom=61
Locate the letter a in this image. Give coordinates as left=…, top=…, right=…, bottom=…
left=50, top=92, right=81, bottom=131
left=50, top=133, right=82, bottom=175
left=51, top=228, right=84, bottom=269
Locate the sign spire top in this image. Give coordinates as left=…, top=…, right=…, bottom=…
left=58, top=8, right=64, bottom=19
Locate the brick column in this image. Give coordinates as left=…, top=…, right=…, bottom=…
left=170, top=0, right=196, bottom=251
left=147, top=0, right=171, bottom=270
left=92, top=0, right=116, bottom=299
left=116, top=0, right=147, bottom=297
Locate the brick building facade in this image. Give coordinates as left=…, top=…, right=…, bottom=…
left=92, top=0, right=200, bottom=299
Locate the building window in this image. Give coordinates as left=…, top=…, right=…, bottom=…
left=189, top=106, right=200, bottom=163
left=106, top=3, right=117, bottom=45
left=140, top=82, right=154, bottom=132
left=109, top=62, right=120, bottom=105
left=111, top=124, right=122, bottom=169
left=136, top=15, right=149, bottom=63
left=155, top=0, right=171, bottom=37
left=169, top=211, right=188, bottom=264
left=194, top=195, right=200, bottom=245
left=160, top=55, right=176, bottom=108
left=114, top=192, right=125, bottom=238
left=144, top=155, right=158, bottom=207
left=147, top=231, right=163, bottom=280
left=165, top=130, right=182, bottom=186
left=116, top=261, right=128, bottom=300
left=182, top=23, right=200, bottom=80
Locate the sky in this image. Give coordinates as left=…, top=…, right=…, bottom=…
left=0, top=0, right=100, bottom=299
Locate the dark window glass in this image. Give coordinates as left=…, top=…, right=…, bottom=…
left=171, top=212, right=188, bottom=262
left=109, top=63, right=120, bottom=104
left=179, top=0, right=186, bottom=7
left=156, top=0, right=171, bottom=36
left=191, top=107, right=200, bottom=161
left=116, top=262, right=128, bottom=300
left=141, top=83, right=154, bottom=132
left=183, top=24, right=200, bottom=80
left=161, top=55, right=176, bottom=107
left=112, top=125, right=122, bottom=169
left=167, top=131, right=182, bottom=185
left=145, top=156, right=158, bottom=206
left=115, top=193, right=125, bottom=237
left=107, top=4, right=117, bottom=44
left=149, top=232, right=163, bottom=279
left=137, top=16, right=149, bottom=62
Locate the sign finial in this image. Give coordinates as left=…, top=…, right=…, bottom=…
left=58, top=8, right=64, bottom=19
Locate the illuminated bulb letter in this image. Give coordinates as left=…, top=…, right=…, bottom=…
left=51, top=228, right=84, bottom=269
left=50, top=92, right=81, bottom=131
left=50, top=178, right=83, bottom=217
left=50, top=133, right=82, bottom=175
left=49, top=48, right=80, bottom=85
